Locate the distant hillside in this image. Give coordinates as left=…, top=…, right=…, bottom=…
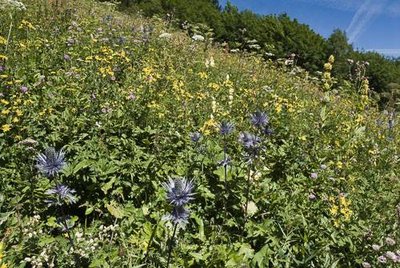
left=117, top=0, right=400, bottom=108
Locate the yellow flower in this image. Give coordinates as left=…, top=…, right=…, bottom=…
left=333, top=219, right=340, bottom=228
left=1, top=109, right=10, bottom=115
left=198, top=72, right=208, bottom=79
left=142, top=66, right=153, bottom=76
left=330, top=205, right=338, bottom=216
left=12, top=117, right=19, bottom=123
left=0, top=55, right=8, bottom=61
left=15, top=109, right=23, bottom=117
left=0, top=99, right=9, bottom=105
left=19, top=20, right=36, bottom=30
left=208, top=82, right=220, bottom=91
left=1, top=124, right=11, bottom=132
left=0, top=36, right=7, bottom=45
left=200, top=117, right=217, bottom=135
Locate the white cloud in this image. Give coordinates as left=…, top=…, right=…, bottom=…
left=345, top=0, right=387, bottom=44
left=296, top=0, right=363, bottom=11
left=387, top=2, right=400, bottom=17
left=366, top=48, right=400, bottom=57
left=297, top=0, right=400, bottom=16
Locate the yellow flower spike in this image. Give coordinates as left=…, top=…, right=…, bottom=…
left=0, top=36, right=7, bottom=45
left=330, top=205, right=338, bottom=216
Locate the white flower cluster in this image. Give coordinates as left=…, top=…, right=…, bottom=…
left=23, top=247, right=54, bottom=268
left=0, top=0, right=26, bottom=11
left=22, top=215, right=43, bottom=238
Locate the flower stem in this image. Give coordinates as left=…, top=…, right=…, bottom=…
left=5, top=13, right=13, bottom=52
left=223, top=138, right=228, bottom=217
left=166, top=223, right=178, bottom=268
left=243, top=162, right=252, bottom=235
left=143, top=220, right=158, bottom=262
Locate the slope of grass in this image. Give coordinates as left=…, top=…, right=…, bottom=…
left=0, top=1, right=399, bottom=267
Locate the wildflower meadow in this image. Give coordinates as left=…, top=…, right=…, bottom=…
left=0, top=0, right=399, bottom=267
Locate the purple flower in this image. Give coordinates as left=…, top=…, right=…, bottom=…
left=219, top=121, right=235, bottom=136
left=63, top=54, right=71, bottom=61
left=128, top=93, right=136, bottom=100
left=310, top=173, right=318, bottom=179
left=164, top=205, right=190, bottom=225
left=218, top=156, right=231, bottom=167
left=250, top=111, right=269, bottom=128
left=46, top=184, right=77, bottom=206
left=263, top=126, right=274, bottom=136
left=36, top=147, right=67, bottom=177
left=378, top=255, right=387, bottom=263
left=385, top=251, right=397, bottom=261
left=20, top=86, right=28, bottom=94
left=239, top=132, right=260, bottom=149
left=163, top=178, right=194, bottom=207
left=385, top=237, right=396, bottom=246
left=189, top=132, right=201, bottom=143
left=0, top=66, right=4, bottom=72
left=308, top=193, right=316, bottom=201
left=320, top=164, right=327, bottom=170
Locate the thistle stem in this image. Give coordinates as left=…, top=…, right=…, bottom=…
left=223, top=139, right=228, bottom=217
left=143, top=220, right=158, bottom=262
left=166, top=223, right=178, bottom=268
left=60, top=206, right=75, bottom=250
left=243, top=162, right=252, bottom=234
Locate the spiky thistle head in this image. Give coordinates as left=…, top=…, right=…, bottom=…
left=36, top=147, right=66, bottom=177
left=238, top=132, right=261, bottom=149
left=250, top=111, right=269, bottom=128
left=164, top=205, right=190, bottom=225
left=45, top=184, right=77, bottom=206
left=189, top=132, right=202, bottom=143
left=163, top=178, right=194, bottom=207
left=219, top=121, right=235, bottom=136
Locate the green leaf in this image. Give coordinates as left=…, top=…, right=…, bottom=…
left=85, top=207, right=94, bottom=215
left=101, top=177, right=117, bottom=194
left=106, top=202, right=125, bottom=219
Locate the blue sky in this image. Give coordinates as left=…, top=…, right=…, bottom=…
left=219, top=0, right=400, bottom=57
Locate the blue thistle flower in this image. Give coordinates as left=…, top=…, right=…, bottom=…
left=36, top=147, right=66, bottom=177
left=189, top=132, right=202, bottom=143
left=163, top=178, right=194, bottom=207
left=164, top=206, right=190, bottom=225
left=45, top=184, right=77, bottom=206
left=219, top=121, right=235, bottom=136
left=263, top=126, right=274, bottom=136
left=218, top=156, right=231, bottom=167
left=250, top=111, right=269, bottom=128
left=239, top=132, right=261, bottom=149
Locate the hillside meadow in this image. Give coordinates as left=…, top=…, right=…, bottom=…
left=0, top=0, right=399, bottom=267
